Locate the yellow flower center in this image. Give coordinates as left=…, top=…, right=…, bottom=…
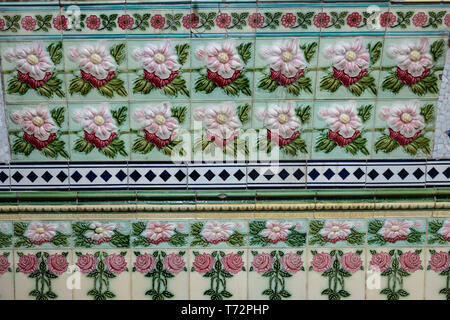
left=95, top=227, right=104, bottom=234
left=36, top=227, right=45, bottom=234
left=272, top=226, right=280, bottom=232
left=339, top=113, right=350, bottom=124
left=213, top=226, right=222, bottom=233
left=94, top=115, right=105, bottom=126
left=32, top=116, right=44, bottom=127
left=277, top=113, right=288, bottom=124
left=154, top=227, right=163, bottom=233
left=155, top=114, right=166, bottom=125
left=332, top=226, right=340, bottom=232
left=401, top=112, right=412, bottom=123
left=282, top=51, right=293, bottom=62
left=216, top=113, right=228, bottom=125
left=154, top=53, right=165, bottom=64
left=345, top=51, right=356, bottom=62
left=90, top=53, right=102, bottom=64
left=391, top=225, right=400, bottom=231
left=218, top=52, right=229, bottom=63
left=27, top=54, right=39, bottom=65
left=409, top=50, right=421, bottom=62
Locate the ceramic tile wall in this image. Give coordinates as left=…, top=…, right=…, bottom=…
left=0, top=217, right=449, bottom=300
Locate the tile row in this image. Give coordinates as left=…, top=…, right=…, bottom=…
left=0, top=218, right=449, bottom=249
left=1, top=160, right=449, bottom=189
left=0, top=247, right=449, bottom=300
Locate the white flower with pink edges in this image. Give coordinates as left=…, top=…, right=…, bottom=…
left=324, top=37, right=369, bottom=87
left=133, top=102, right=179, bottom=149
left=319, top=220, right=351, bottom=243
left=438, top=219, right=450, bottom=242
left=196, top=40, right=243, bottom=87
left=258, top=102, right=301, bottom=147
left=201, top=221, right=235, bottom=244
left=141, top=221, right=176, bottom=244
left=85, top=221, right=116, bottom=244
left=260, top=220, right=293, bottom=244
left=388, top=37, right=434, bottom=86
left=194, top=102, right=241, bottom=147
left=24, top=222, right=57, bottom=245
left=380, top=101, right=425, bottom=146
left=260, top=39, right=306, bottom=85
left=133, top=41, right=181, bottom=88
left=379, top=219, right=411, bottom=243
left=319, top=101, right=362, bottom=146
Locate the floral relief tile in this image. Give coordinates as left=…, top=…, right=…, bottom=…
left=248, top=249, right=306, bottom=300
left=308, top=248, right=365, bottom=300
left=73, top=249, right=130, bottom=300
left=249, top=220, right=307, bottom=248
left=0, top=251, right=14, bottom=300
left=308, top=219, right=366, bottom=247
left=0, top=222, right=13, bottom=249
left=190, top=249, right=247, bottom=300
left=386, top=7, right=449, bottom=32
left=1, top=40, right=65, bottom=104
left=15, top=250, right=73, bottom=300
left=379, top=36, right=446, bottom=99
left=72, top=220, right=130, bottom=249
left=366, top=248, right=425, bottom=300
left=131, top=220, right=190, bottom=248
left=7, top=103, right=70, bottom=161
left=367, top=218, right=426, bottom=247
left=64, top=39, right=128, bottom=101
left=13, top=221, right=71, bottom=249
left=425, top=248, right=450, bottom=300
left=0, top=9, right=63, bottom=36
left=427, top=218, right=450, bottom=246
left=60, top=9, right=127, bottom=35
left=254, top=7, right=323, bottom=33
left=131, top=249, right=188, bottom=300
left=190, top=220, right=247, bottom=248
left=68, top=102, right=130, bottom=161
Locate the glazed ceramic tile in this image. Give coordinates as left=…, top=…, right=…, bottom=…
left=190, top=249, right=247, bottom=300
left=131, top=221, right=190, bottom=248
left=248, top=249, right=306, bottom=300
left=308, top=248, right=365, bottom=300
left=13, top=221, right=71, bottom=249
left=247, top=162, right=307, bottom=187
left=307, top=162, right=367, bottom=187
left=190, top=220, right=248, bottom=248
left=0, top=251, right=14, bottom=300
left=73, top=249, right=130, bottom=300
left=72, top=220, right=130, bottom=249
left=425, top=248, right=450, bottom=300
left=68, top=163, right=128, bottom=189
left=308, top=219, right=366, bottom=247
left=127, top=163, right=187, bottom=189
left=427, top=218, right=450, bottom=246
left=0, top=165, right=9, bottom=191
left=187, top=164, right=246, bottom=188
left=131, top=249, right=189, bottom=300
left=249, top=220, right=307, bottom=248
left=15, top=250, right=73, bottom=300
left=386, top=6, right=449, bottom=32
left=366, top=160, right=427, bottom=186
left=368, top=218, right=426, bottom=247
left=426, top=160, right=450, bottom=186
left=366, top=248, right=425, bottom=300
left=0, top=7, right=63, bottom=36
left=0, top=222, right=13, bottom=249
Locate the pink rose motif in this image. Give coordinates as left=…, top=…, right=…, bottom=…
left=105, top=253, right=127, bottom=275
left=311, top=252, right=332, bottom=273
left=281, top=13, right=296, bottom=28
left=216, top=13, right=231, bottom=29
left=53, top=15, right=68, bottom=30
left=248, top=13, right=264, bottom=28
left=429, top=251, right=450, bottom=273
left=21, top=16, right=36, bottom=31
left=340, top=252, right=362, bottom=273
left=445, top=14, right=450, bottom=27
left=251, top=253, right=274, bottom=274
left=380, top=12, right=396, bottom=27
left=0, top=255, right=10, bottom=275
left=193, top=253, right=215, bottom=274
left=163, top=253, right=185, bottom=274
left=86, top=15, right=101, bottom=30
left=151, top=14, right=165, bottom=29
left=347, top=12, right=362, bottom=27
left=46, top=253, right=69, bottom=275
left=399, top=251, right=422, bottom=273
left=0, top=18, right=5, bottom=31
left=76, top=254, right=98, bottom=274
left=134, top=253, right=156, bottom=274
left=412, top=12, right=427, bottom=27
left=280, top=253, right=303, bottom=274
left=369, top=252, right=392, bottom=272
left=118, top=14, right=134, bottom=30
left=18, top=254, right=39, bottom=274
left=221, top=253, right=244, bottom=274
left=182, top=13, right=199, bottom=29
left=313, top=13, right=330, bottom=28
